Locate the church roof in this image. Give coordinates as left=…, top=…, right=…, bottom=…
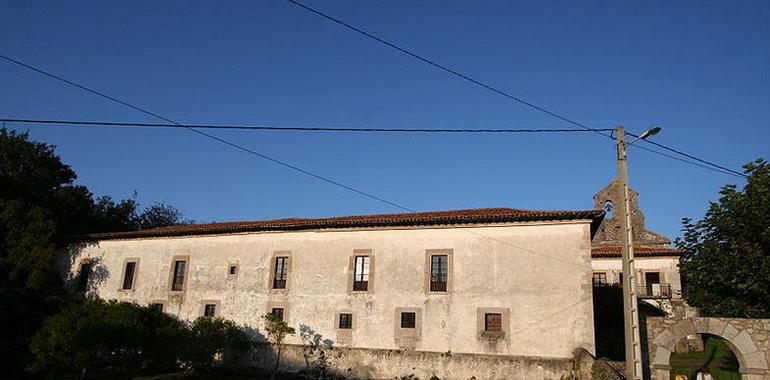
left=87, top=207, right=604, bottom=240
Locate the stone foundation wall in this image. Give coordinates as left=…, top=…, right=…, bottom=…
left=243, top=343, right=575, bottom=380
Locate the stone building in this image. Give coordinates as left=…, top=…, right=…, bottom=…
left=67, top=208, right=604, bottom=379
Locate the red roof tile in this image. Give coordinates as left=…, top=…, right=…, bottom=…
left=591, top=246, right=684, bottom=258
left=88, top=207, right=605, bottom=240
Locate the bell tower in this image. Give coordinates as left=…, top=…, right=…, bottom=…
left=592, top=178, right=670, bottom=247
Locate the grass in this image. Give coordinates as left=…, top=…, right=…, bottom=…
left=669, top=335, right=741, bottom=380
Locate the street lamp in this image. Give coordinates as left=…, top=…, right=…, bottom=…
left=615, top=125, right=661, bottom=380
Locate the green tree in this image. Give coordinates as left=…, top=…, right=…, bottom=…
left=677, top=158, right=770, bottom=318
left=183, top=316, right=250, bottom=371
left=262, top=313, right=296, bottom=380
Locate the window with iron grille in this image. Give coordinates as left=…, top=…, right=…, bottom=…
left=122, top=261, right=137, bottom=290
left=273, top=257, right=288, bottom=289
left=353, top=255, right=369, bottom=291
left=203, top=304, right=216, bottom=317
left=150, top=303, right=164, bottom=312
left=400, top=312, right=416, bottom=328
left=77, top=262, right=92, bottom=291
left=485, top=313, right=502, bottom=332
left=271, top=307, right=284, bottom=321
left=592, top=272, right=608, bottom=287
left=430, top=255, right=448, bottom=292
left=171, top=260, right=187, bottom=291
left=339, top=313, right=353, bottom=329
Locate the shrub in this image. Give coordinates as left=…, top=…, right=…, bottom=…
left=182, top=316, right=250, bottom=371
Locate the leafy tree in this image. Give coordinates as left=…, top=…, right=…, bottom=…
left=262, top=313, right=296, bottom=380
left=28, top=299, right=188, bottom=379
left=183, top=316, right=250, bottom=371
left=677, top=159, right=770, bottom=318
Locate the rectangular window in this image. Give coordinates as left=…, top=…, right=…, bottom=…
left=203, top=304, right=216, bottom=317
left=229, top=265, right=238, bottom=275
left=485, top=313, right=502, bottom=332
left=122, top=261, right=137, bottom=290
left=400, top=312, right=416, bottom=328
left=171, top=260, right=187, bottom=291
left=592, top=272, right=608, bottom=287
left=339, top=313, right=353, bottom=329
left=150, top=303, right=164, bottom=312
left=430, top=255, right=448, bottom=292
left=353, top=255, right=370, bottom=291
left=77, top=262, right=92, bottom=291
left=271, top=307, right=284, bottom=321
left=273, top=257, right=288, bottom=289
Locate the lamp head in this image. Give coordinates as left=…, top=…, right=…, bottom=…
left=639, top=126, right=661, bottom=140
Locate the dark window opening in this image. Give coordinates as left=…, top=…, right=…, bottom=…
left=229, top=265, right=238, bottom=275
left=400, top=312, right=416, bottom=328
left=122, top=261, right=137, bottom=290
left=271, top=307, right=284, bottom=321
left=77, top=262, right=92, bottom=291
left=203, top=304, right=216, bottom=317
left=592, top=272, right=608, bottom=287
left=339, top=313, right=353, bottom=329
left=150, top=303, right=164, bottom=312
left=430, top=255, right=448, bottom=292
left=485, top=313, right=502, bottom=332
left=273, top=257, right=288, bottom=289
left=353, top=255, right=369, bottom=291
left=171, top=260, right=187, bottom=291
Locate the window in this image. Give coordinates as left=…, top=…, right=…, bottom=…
left=603, top=200, right=614, bottom=219
left=485, top=313, right=502, bottom=332
left=273, top=257, right=288, bottom=289
left=400, top=312, right=416, bottom=328
left=171, top=260, right=187, bottom=291
left=592, top=272, right=608, bottom=287
left=271, top=307, right=284, bottom=321
left=229, top=264, right=238, bottom=276
left=203, top=303, right=216, bottom=317
left=150, top=303, right=164, bottom=312
left=122, top=261, right=137, bottom=290
left=77, top=262, right=92, bottom=291
left=353, top=255, right=369, bottom=291
left=339, top=313, right=353, bottom=329
left=430, top=255, right=448, bottom=292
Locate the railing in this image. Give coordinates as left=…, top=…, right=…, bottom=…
left=637, top=283, right=672, bottom=298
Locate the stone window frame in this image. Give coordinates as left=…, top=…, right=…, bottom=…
left=119, top=257, right=140, bottom=292
left=267, top=301, right=289, bottom=322
left=168, top=255, right=190, bottom=293
left=227, top=261, right=239, bottom=280
left=394, top=307, right=422, bottom=347
left=476, top=307, right=510, bottom=341
left=424, top=249, right=454, bottom=293
left=348, top=249, right=375, bottom=294
left=334, top=310, right=355, bottom=345
left=200, top=300, right=221, bottom=317
left=268, top=251, right=292, bottom=293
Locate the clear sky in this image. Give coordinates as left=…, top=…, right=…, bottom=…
left=1, top=1, right=768, bottom=240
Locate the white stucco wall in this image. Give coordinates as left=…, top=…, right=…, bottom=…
left=67, top=220, right=595, bottom=359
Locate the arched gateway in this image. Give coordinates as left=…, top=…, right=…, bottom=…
left=647, top=316, right=770, bottom=380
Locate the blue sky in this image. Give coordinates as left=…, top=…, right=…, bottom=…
left=1, top=1, right=768, bottom=240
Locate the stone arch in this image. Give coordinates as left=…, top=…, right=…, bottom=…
left=647, top=317, right=770, bottom=380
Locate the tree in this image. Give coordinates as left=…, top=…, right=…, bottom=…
left=184, top=316, right=250, bottom=371
left=677, top=158, right=770, bottom=318
left=262, top=313, right=296, bottom=380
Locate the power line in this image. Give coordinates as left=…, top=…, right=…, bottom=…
left=284, top=0, right=748, bottom=179
left=0, top=118, right=613, bottom=134
left=0, top=53, right=413, bottom=211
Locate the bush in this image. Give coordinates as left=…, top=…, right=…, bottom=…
left=183, top=316, right=250, bottom=371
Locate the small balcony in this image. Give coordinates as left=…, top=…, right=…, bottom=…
left=637, top=282, right=672, bottom=299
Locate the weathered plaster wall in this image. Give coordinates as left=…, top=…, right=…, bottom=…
left=68, top=221, right=595, bottom=360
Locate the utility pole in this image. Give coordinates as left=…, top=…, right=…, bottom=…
left=616, top=126, right=643, bottom=380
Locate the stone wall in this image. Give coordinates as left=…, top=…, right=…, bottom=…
left=647, top=316, right=770, bottom=380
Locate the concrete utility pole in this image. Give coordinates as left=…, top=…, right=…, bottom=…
left=616, top=125, right=651, bottom=380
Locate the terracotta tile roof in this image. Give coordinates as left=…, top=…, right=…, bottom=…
left=87, top=207, right=605, bottom=240
left=591, top=246, right=684, bottom=258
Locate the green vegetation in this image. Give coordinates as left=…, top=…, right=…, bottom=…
left=678, top=159, right=770, bottom=318
left=263, top=313, right=296, bottom=380
left=669, top=336, right=740, bottom=380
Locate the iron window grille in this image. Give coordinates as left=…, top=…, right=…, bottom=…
left=353, top=255, right=370, bottom=291
left=485, top=313, right=502, bottom=332
left=273, top=257, right=288, bottom=289
left=171, top=260, right=186, bottom=291
left=400, top=312, right=416, bottom=328
left=122, top=261, right=137, bottom=290
left=430, top=255, right=448, bottom=292
left=339, top=313, right=353, bottom=329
